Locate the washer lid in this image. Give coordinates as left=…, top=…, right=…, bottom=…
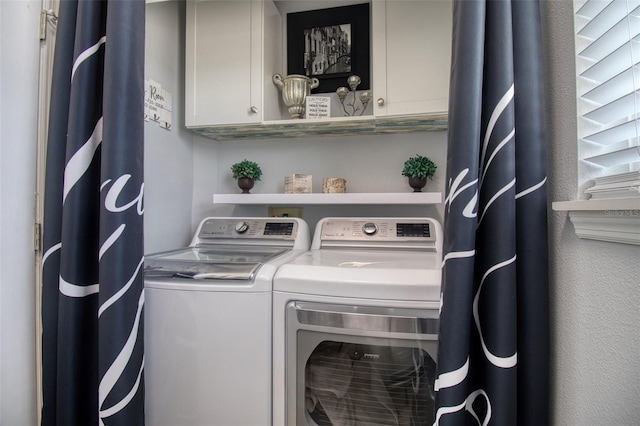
left=144, top=245, right=287, bottom=280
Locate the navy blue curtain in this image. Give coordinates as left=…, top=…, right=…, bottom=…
left=434, top=0, right=549, bottom=424
left=41, top=1, right=145, bottom=424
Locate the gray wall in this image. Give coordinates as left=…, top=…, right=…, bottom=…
left=144, top=1, right=195, bottom=253
left=192, top=131, right=447, bottom=230
left=0, top=1, right=39, bottom=424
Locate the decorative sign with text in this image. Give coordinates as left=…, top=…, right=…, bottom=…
left=305, top=96, right=330, bottom=119
left=144, top=79, right=172, bottom=130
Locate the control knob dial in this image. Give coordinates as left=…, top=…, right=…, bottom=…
left=235, top=221, right=249, bottom=234
left=362, top=222, right=378, bottom=235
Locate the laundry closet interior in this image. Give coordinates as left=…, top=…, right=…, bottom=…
left=143, top=1, right=452, bottom=425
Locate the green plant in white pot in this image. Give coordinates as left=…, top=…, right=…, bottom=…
left=231, top=159, right=262, bottom=193
left=402, top=154, right=436, bottom=192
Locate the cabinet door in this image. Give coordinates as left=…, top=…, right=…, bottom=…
left=372, top=0, right=452, bottom=117
left=185, top=0, right=262, bottom=127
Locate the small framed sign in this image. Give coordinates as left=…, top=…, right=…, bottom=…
left=305, top=96, right=331, bottom=119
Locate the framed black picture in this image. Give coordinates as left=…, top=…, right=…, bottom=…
left=287, top=3, right=370, bottom=94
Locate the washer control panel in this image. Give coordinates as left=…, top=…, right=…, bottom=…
left=198, top=218, right=297, bottom=240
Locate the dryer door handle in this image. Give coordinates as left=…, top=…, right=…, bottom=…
left=289, top=301, right=439, bottom=335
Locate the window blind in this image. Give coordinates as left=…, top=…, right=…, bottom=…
left=575, top=0, right=640, bottom=199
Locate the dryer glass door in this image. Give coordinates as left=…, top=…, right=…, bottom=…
left=286, top=302, right=439, bottom=426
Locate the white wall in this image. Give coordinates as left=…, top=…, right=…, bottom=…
left=144, top=0, right=195, bottom=252
left=541, top=1, right=640, bottom=424
left=0, top=1, right=39, bottom=424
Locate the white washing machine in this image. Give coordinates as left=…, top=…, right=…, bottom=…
left=272, top=217, right=443, bottom=426
left=144, top=217, right=310, bottom=426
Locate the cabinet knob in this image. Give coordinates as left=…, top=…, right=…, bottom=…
left=250, top=106, right=258, bottom=113
left=377, top=98, right=385, bottom=106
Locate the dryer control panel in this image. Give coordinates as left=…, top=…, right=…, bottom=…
left=315, top=217, right=442, bottom=252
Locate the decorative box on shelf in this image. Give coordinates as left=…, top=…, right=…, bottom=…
left=284, top=174, right=312, bottom=194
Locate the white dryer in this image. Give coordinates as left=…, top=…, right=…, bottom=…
left=144, top=217, right=310, bottom=426
left=273, top=217, right=443, bottom=426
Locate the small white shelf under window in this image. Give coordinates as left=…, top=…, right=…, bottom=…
left=552, top=198, right=640, bottom=245
left=213, top=192, right=442, bottom=205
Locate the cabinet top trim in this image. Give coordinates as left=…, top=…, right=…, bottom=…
left=191, top=113, right=448, bottom=141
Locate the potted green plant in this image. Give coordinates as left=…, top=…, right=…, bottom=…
left=231, top=159, right=263, bottom=193
left=402, top=154, right=437, bottom=192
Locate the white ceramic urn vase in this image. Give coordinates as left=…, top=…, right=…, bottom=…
left=272, top=74, right=320, bottom=119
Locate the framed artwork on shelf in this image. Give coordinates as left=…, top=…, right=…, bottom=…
left=286, top=3, right=370, bottom=94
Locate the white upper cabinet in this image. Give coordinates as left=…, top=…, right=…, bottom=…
left=185, top=0, right=282, bottom=127
left=372, top=0, right=452, bottom=117
left=185, top=0, right=451, bottom=139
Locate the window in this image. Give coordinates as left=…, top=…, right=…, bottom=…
left=575, top=0, right=640, bottom=196
left=553, top=0, right=640, bottom=245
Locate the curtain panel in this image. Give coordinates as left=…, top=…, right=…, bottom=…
left=41, top=1, right=146, bottom=424
left=435, top=0, right=549, bottom=424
